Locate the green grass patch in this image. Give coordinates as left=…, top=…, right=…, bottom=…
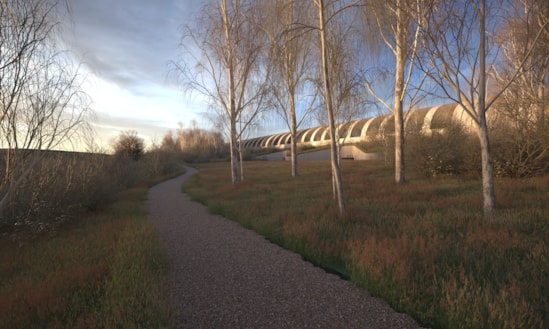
left=182, top=161, right=548, bottom=329
left=0, top=169, right=184, bottom=329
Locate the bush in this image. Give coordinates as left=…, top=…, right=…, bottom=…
left=378, top=114, right=548, bottom=179
left=161, top=125, right=228, bottom=163
left=0, top=147, right=180, bottom=234
left=3, top=152, right=118, bottom=232
left=409, top=122, right=479, bottom=177
left=490, top=122, right=549, bottom=178
left=113, top=130, right=144, bottom=161
left=377, top=120, right=480, bottom=178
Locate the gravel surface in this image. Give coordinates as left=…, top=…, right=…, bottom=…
left=147, top=167, right=425, bottom=329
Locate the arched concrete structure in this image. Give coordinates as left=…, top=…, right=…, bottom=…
left=359, top=118, right=375, bottom=138
left=348, top=119, right=364, bottom=138
left=295, top=130, right=306, bottom=143
left=321, top=127, right=330, bottom=140
left=243, top=103, right=486, bottom=150
left=379, top=115, right=393, bottom=136
left=262, top=135, right=274, bottom=147
left=366, top=116, right=385, bottom=137
left=300, top=128, right=314, bottom=143
left=271, top=134, right=283, bottom=146
left=254, top=137, right=266, bottom=148
left=282, top=133, right=292, bottom=145
left=310, top=127, right=325, bottom=142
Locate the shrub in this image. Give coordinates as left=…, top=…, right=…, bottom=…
left=490, top=122, right=549, bottom=178
left=161, top=125, right=228, bottom=163
left=407, top=122, right=479, bottom=177
left=3, top=152, right=118, bottom=232
left=113, top=130, right=145, bottom=161
left=0, top=146, right=180, bottom=234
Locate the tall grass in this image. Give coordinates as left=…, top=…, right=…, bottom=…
left=183, top=161, right=548, bottom=329
left=0, top=170, right=183, bottom=329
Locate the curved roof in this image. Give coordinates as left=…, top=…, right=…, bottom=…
left=243, top=103, right=481, bottom=149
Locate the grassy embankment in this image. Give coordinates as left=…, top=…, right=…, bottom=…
left=183, top=161, right=548, bottom=329
left=0, top=169, right=184, bottom=329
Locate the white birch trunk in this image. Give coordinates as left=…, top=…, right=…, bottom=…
left=222, top=0, right=239, bottom=184
left=229, top=120, right=239, bottom=184
left=290, top=92, right=298, bottom=177
left=394, top=0, right=406, bottom=185
left=318, top=0, right=346, bottom=216
left=478, top=0, right=496, bottom=213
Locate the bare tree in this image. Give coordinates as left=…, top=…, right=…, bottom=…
left=174, top=0, right=270, bottom=184
left=490, top=0, right=549, bottom=183
left=0, top=0, right=91, bottom=222
left=113, top=130, right=144, bottom=161
left=312, top=7, right=368, bottom=202
left=313, top=0, right=361, bottom=216
left=260, top=0, right=317, bottom=177
left=160, top=130, right=178, bottom=153
left=494, top=0, right=548, bottom=115
left=171, top=121, right=224, bottom=158
left=362, top=0, right=425, bottom=184
left=490, top=0, right=549, bottom=177
left=321, top=13, right=367, bottom=164
left=419, top=0, right=549, bottom=214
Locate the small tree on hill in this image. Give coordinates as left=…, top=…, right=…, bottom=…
left=113, top=131, right=144, bottom=161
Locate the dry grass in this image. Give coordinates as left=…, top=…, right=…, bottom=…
left=183, top=161, right=548, bottom=329
left=0, top=169, right=184, bottom=329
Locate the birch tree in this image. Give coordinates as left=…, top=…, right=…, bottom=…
left=361, top=0, right=425, bottom=185
left=261, top=0, right=317, bottom=177
left=0, top=0, right=91, bottom=222
left=313, top=0, right=361, bottom=216
left=314, top=11, right=366, bottom=162
left=175, top=0, right=269, bottom=184
left=419, top=0, right=549, bottom=214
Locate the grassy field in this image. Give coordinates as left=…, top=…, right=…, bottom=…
left=183, top=161, right=548, bottom=329
left=0, top=170, right=184, bottom=329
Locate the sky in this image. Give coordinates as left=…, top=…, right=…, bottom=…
left=62, top=0, right=209, bottom=150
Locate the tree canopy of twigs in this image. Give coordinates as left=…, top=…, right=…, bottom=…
left=0, top=0, right=92, bottom=221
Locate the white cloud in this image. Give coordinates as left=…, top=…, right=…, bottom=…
left=60, top=0, right=209, bottom=150
left=82, top=72, right=205, bottom=146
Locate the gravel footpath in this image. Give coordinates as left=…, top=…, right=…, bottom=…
left=147, top=167, right=425, bottom=329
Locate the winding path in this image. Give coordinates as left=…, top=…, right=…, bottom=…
left=147, top=167, right=424, bottom=329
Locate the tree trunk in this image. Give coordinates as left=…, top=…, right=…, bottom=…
left=287, top=3, right=299, bottom=178
left=478, top=0, right=495, bottom=214
left=394, top=104, right=405, bottom=184
left=394, top=0, right=406, bottom=185
left=319, top=0, right=346, bottom=216
left=538, top=80, right=546, bottom=131
left=229, top=120, right=239, bottom=184
left=290, top=92, right=298, bottom=177
left=478, top=117, right=496, bottom=214
left=332, top=143, right=342, bottom=200
left=222, top=0, right=239, bottom=185
left=239, top=135, right=245, bottom=181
